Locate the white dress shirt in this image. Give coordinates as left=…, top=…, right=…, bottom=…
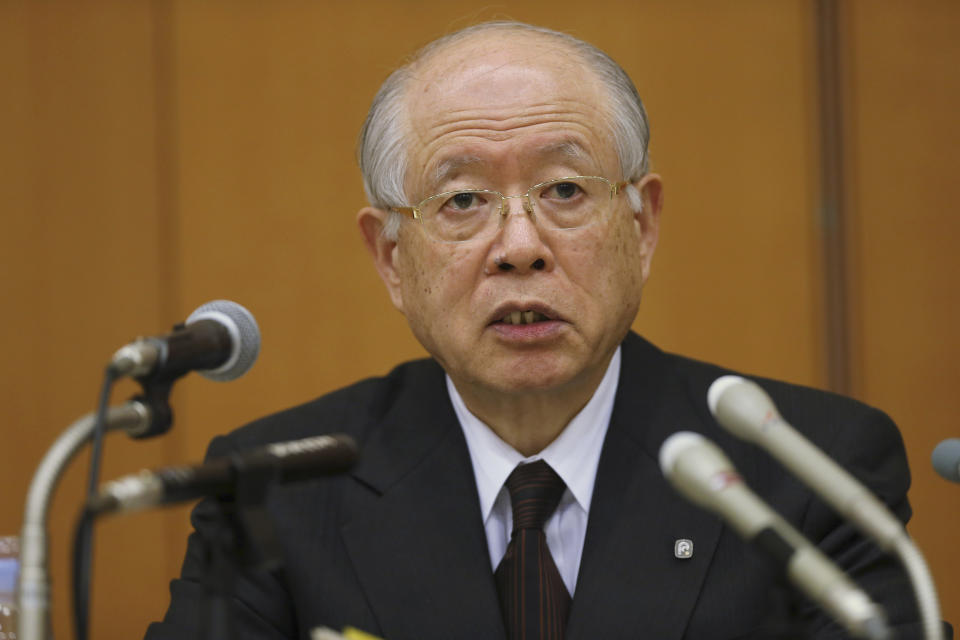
left=446, top=347, right=621, bottom=596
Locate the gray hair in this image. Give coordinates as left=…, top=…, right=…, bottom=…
left=357, top=21, right=651, bottom=239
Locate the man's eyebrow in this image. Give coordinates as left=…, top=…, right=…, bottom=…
left=433, top=155, right=485, bottom=187
left=429, top=141, right=594, bottom=189
left=538, top=140, right=590, bottom=162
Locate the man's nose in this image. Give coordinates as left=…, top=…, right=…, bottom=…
left=485, top=195, right=554, bottom=274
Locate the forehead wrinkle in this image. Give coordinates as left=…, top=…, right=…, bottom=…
left=432, top=140, right=589, bottom=185
left=420, top=117, right=605, bottom=166
left=416, top=113, right=604, bottom=160
left=423, top=98, right=603, bottom=133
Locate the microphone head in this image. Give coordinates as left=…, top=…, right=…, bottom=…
left=707, top=375, right=745, bottom=415
left=931, top=438, right=960, bottom=483
left=659, top=431, right=707, bottom=477
left=659, top=431, right=743, bottom=515
left=707, top=375, right=780, bottom=443
left=186, top=300, right=260, bottom=381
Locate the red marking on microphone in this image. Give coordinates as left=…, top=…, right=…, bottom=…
left=708, top=470, right=742, bottom=492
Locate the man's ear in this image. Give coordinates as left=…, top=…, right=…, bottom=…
left=358, top=207, right=405, bottom=313
left=633, top=173, right=664, bottom=281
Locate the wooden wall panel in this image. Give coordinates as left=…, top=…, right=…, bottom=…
left=626, top=1, right=824, bottom=385
left=846, top=0, right=960, bottom=625
left=0, top=2, right=188, bottom=638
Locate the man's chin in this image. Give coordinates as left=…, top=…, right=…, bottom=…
left=469, top=359, right=587, bottom=396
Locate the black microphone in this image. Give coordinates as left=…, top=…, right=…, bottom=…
left=110, top=299, right=260, bottom=383
left=88, top=434, right=358, bottom=515
left=932, top=439, right=960, bottom=484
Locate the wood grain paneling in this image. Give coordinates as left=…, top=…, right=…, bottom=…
left=846, top=0, right=960, bottom=625
left=0, top=2, right=189, bottom=638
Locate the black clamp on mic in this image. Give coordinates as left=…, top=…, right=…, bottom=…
left=110, top=300, right=261, bottom=438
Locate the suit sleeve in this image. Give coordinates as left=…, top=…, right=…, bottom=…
left=143, top=435, right=298, bottom=640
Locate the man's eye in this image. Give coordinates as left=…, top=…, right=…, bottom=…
left=449, top=192, right=479, bottom=210
left=547, top=182, right=581, bottom=199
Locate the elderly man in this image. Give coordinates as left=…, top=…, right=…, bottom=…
left=147, top=22, right=929, bottom=640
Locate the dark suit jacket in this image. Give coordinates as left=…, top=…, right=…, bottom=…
left=146, top=333, right=938, bottom=639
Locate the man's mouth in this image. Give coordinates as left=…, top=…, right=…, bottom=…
left=498, top=310, right=551, bottom=325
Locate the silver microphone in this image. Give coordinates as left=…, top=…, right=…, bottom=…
left=707, top=375, right=945, bottom=640
left=707, top=375, right=905, bottom=551
left=659, top=431, right=891, bottom=640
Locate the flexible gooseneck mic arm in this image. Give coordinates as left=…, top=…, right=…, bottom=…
left=18, top=401, right=152, bottom=640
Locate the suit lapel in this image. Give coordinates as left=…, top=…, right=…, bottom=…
left=339, top=335, right=726, bottom=639
left=566, top=335, right=724, bottom=640
left=340, top=362, right=505, bottom=640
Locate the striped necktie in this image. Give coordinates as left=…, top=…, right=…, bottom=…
left=494, top=460, right=571, bottom=640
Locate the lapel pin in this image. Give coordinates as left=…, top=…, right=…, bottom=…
left=674, top=538, right=694, bottom=559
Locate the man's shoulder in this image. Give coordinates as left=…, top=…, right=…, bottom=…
left=671, top=350, right=890, bottom=427
left=214, top=356, right=444, bottom=453
left=623, top=332, right=910, bottom=517
left=620, top=331, right=899, bottom=462
left=623, top=331, right=888, bottom=423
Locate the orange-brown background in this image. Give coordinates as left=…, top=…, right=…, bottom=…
left=1, top=1, right=957, bottom=637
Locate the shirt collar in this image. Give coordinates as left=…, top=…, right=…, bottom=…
left=448, top=347, right=621, bottom=522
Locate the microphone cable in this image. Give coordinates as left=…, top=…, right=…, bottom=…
left=74, top=363, right=119, bottom=640
left=71, top=502, right=98, bottom=640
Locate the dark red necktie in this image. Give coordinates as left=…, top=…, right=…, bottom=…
left=494, top=460, right=571, bottom=640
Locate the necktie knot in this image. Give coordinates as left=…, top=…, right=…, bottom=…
left=505, top=460, right=566, bottom=533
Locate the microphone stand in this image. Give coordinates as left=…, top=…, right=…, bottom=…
left=18, top=401, right=152, bottom=640
left=19, top=344, right=200, bottom=640
left=194, top=454, right=285, bottom=640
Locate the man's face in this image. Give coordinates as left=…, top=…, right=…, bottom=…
left=364, top=33, right=661, bottom=399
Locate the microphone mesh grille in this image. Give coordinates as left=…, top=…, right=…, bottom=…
left=187, top=300, right=261, bottom=381
left=931, top=438, right=960, bottom=483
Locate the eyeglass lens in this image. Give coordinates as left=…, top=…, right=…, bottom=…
left=419, top=177, right=614, bottom=242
